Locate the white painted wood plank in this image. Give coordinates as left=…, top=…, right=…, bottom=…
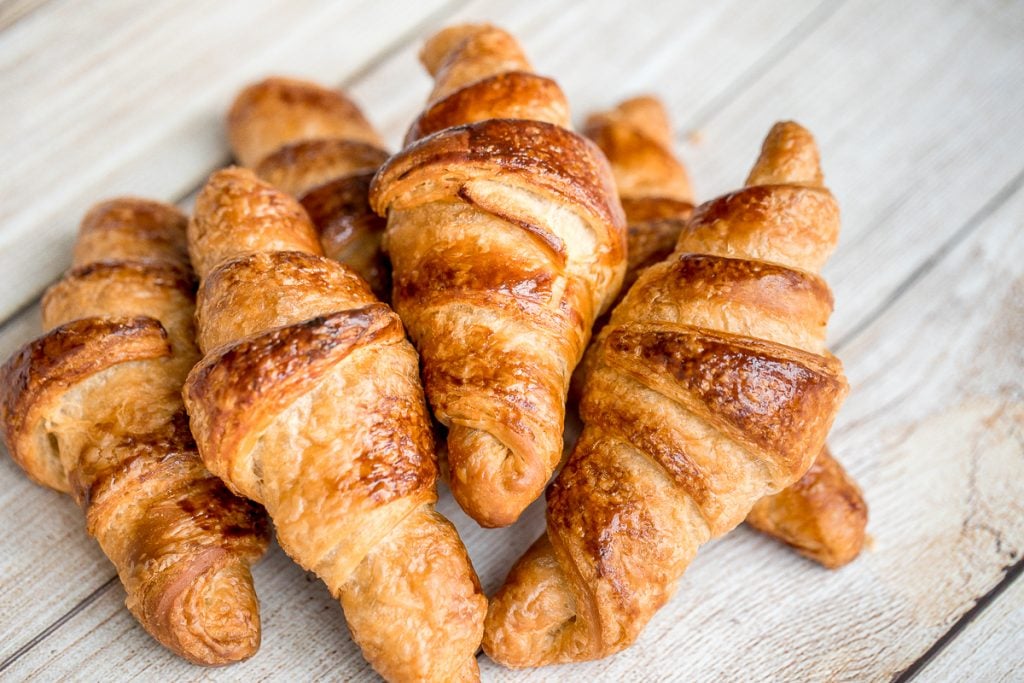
left=347, top=0, right=831, bottom=146
left=0, top=0, right=460, bottom=323
left=676, top=0, right=1024, bottom=345
left=0, top=0, right=1021, bottom=679
left=5, top=545, right=376, bottom=681
left=0, top=0, right=50, bottom=31
left=0, top=501, right=548, bottom=681
left=922, top=574, right=1024, bottom=682
left=0, top=0, right=829, bottom=667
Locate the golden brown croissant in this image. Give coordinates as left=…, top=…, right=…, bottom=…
left=227, top=77, right=392, bottom=300
left=182, top=167, right=486, bottom=682
left=584, top=97, right=866, bottom=569
left=370, top=24, right=627, bottom=527
left=0, top=199, right=269, bottom=665
left=483, top=122, right=849, bottom=666
left=747, top=444, right=867, bottom=568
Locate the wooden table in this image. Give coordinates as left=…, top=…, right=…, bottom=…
left=2, top=1, right=1022, bottom=680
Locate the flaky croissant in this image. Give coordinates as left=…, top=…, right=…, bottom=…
left=228, top=76, right=392, bottom=299
left=484, top=122, right=849, bottom=666
left=182, top=167, right=486, bottom=682
left=747, top=444, right=867, bottom=568
left=0, top=199, right=269, bottom=665
left=584, top=97, right=866, bottom=569
left=370, top=24, right=627, bottom=527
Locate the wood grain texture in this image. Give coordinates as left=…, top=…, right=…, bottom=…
left=0, top=0, right=1022, bottom=679
left=0, top=0, right=462, bottom=323
left=0, top=305, right=125, bottom=659
left=920, top=568, right=1024, bottom=682
left=677, top=0, right=1024, bottom=344
left=0, top=0, right=50, bottom=31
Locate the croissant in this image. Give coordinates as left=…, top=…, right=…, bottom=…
left=227, top=76, right=392, bottom=300
left=584, top=97, right=866, bottom=569
left=370, top=24, right=627, bottom=527
left=747, top=444, right=867, bottom=567
left=0, top=199, right=269, bottom=665
left=484, top=122, right=849, bottom=666
left=182, top=167, right=486, bottom=682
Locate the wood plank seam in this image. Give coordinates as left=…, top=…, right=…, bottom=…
left=833, top=164, right=1024, bottom=352
left=0, top=575, right=118, bottom=673
left=0, top=294, right=43, bottom=338
left=684, top=0, right=846, bottom=132
left=893, top=556, right=1024, bottom=682
left=338, top=0, right=470, bottom=99
left=153, top=0, right=471, bottom=199
left=0, top=0, right=469, bottom=336
left=0, top=0, right=472, bottom=327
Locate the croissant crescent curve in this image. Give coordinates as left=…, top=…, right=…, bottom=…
left=370, top=24, right=627, bottom=528
left=583, top=97, right=866, bottom=569
left=0, top=199, right=269, bottom=665
left=182, top=167, right=485, bottom=682
left=483, top=122, right=849, bottom=666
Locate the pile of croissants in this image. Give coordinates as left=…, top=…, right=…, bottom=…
left=0, top=23, right=867, bottom=682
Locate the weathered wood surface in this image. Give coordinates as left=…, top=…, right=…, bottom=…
left=1, top=0, right=1022, bottom=680
left=923, top=569, right=1024, bottom=682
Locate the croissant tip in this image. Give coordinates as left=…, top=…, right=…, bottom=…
left=227, top=76, right=383, bottom=168
left=170, top=559, right=262, bottom=666
left=207, top=165, right=260, bottom=187
left=197, top=166, right=259, bottom=205
left=229, top=75, right=297, bottom=109
left=746, top=120, right=824, bottom=188
left=419, top=23, right=501, bottom=74
left=616, top=95, right=669, bottom=120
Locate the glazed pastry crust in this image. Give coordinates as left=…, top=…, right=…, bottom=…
left=228, top=76, right=383, bottom=168
left=0, top=199, right=269, bottom=665
left=227, top=77, right=392, bottom=299
left=484, top=122, right=849, bottom=666
left=747, top=446, right=868, bottom=568
left=370, top=24, right=627, bottom=527
left=583, top=98, right=867, bottom=568
left=183, top=168, right=485, bottom=682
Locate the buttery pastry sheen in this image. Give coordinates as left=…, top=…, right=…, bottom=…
left=182, top=167, right=486, bottom=682
left=228, top=77, right=392, bottom=299
left=584, top=97, right=867, bottom=569
left=0, top=199, right=269, bottom=665
left=370, top=24, right=628, bottom=527
left=484, top=122, right=849, bottom=666
left=747, top=443, right=867, bottom=568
